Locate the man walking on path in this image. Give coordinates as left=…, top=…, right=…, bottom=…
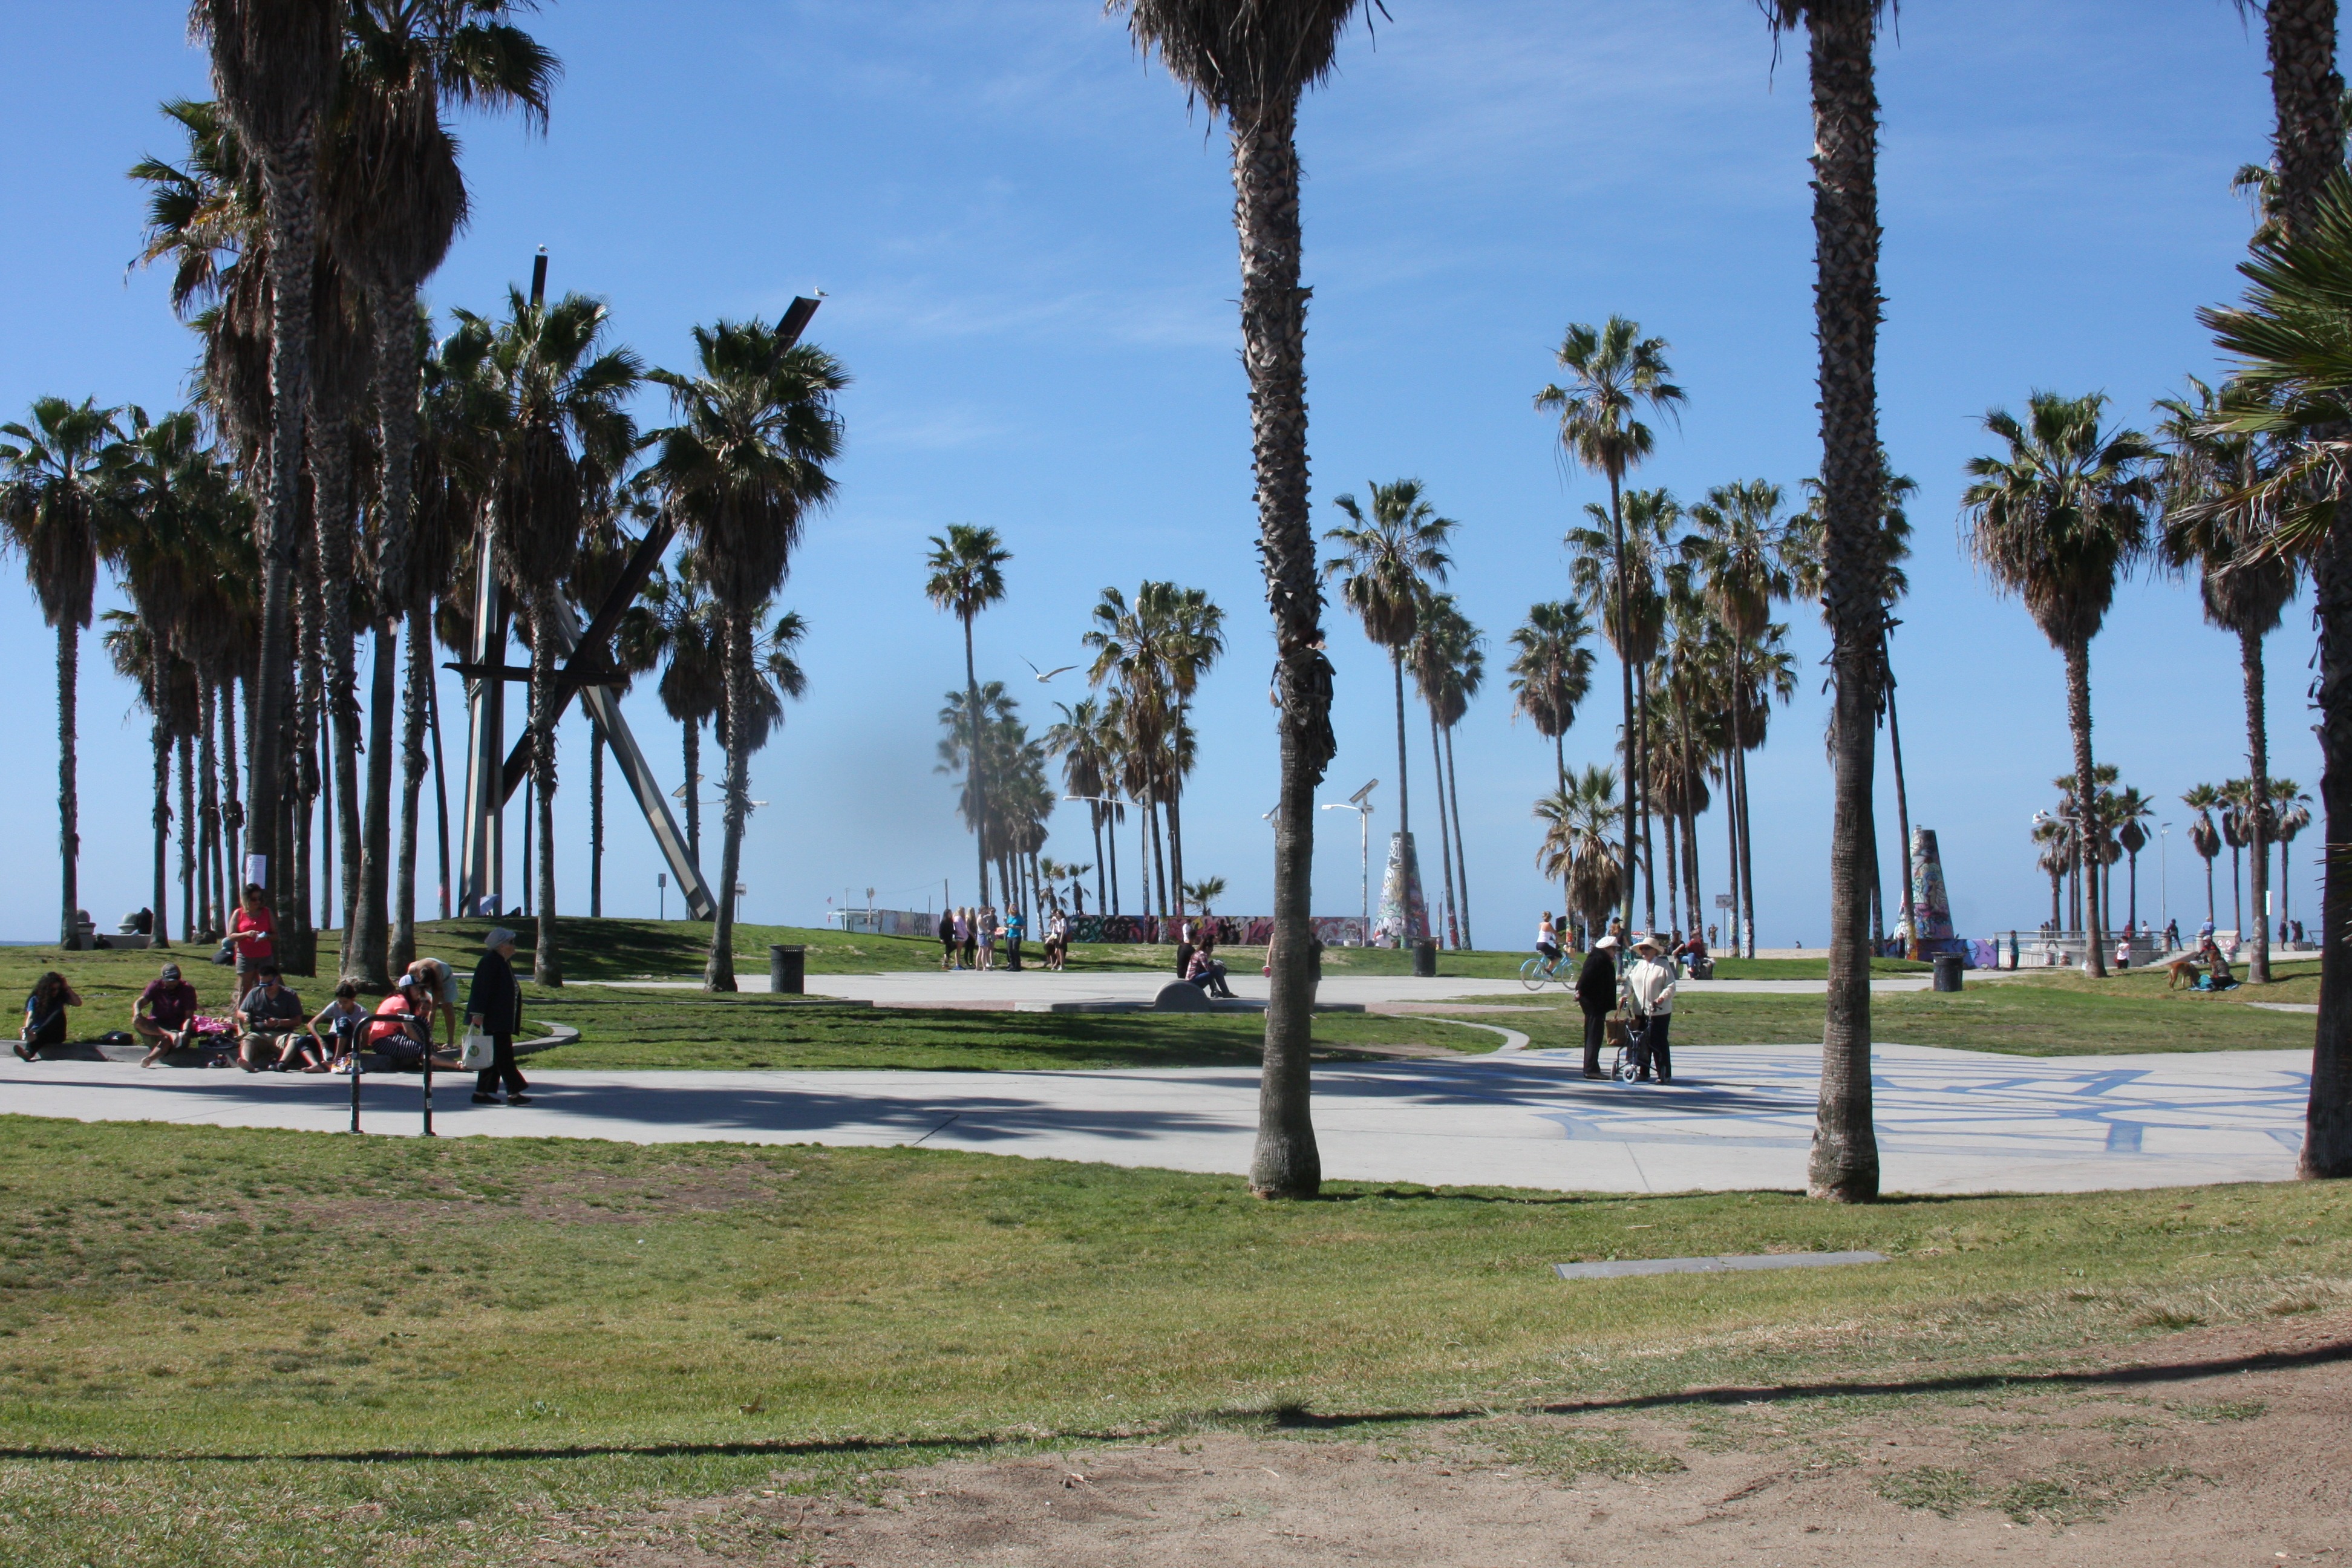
left=1575, top=933, right=1619, bottom=1080
left=1622, top=936, right=1677, bottom=1084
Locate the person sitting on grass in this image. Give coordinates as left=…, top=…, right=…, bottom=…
left=363, top=974, right=445, bottom=1070
left=134, top=962, right=200, bottom=1067
left=308, top=981, right=371, bottom=1074
left=234, top=965, right=307, bottom=1072
left=16, top=971, right=82, bottom=1062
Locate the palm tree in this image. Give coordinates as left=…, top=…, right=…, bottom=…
left=2033, top=817, right=2070, bottom=930
left=1508, top=600, right=1596, bottom=916
left=1760, top=0, right=1902, bottom=1201
left=925, top=525, right=1011, bottom=910
left=1961, top=391, right=2155, bottom=981
left=2113, top=786, right=2154, bottom=933
left=2194, top=4, right=2344, bottom=1177
left=1324, top=479, right=1454, bottom=942
left=1564, top=485, right=1676, bottom=930
left=1045, top=696, right=1123, bottom=917
left=102, top=612, right=189, bottom=948
left=445, top=287, right=641, bottom=985
left=1412, top=593, right=1483, bottom=950
left=190, top=0, right=345, bottom=912
left=1182, top=876, right=1228, bottom=915
left=1537, top=317, right=1685, bottom=935
left=2222, top=777, right=2258, bottom=937
left=2184, top=783, right=2224, bottom=926
left=1114, top=0, right=1370, bottom=1199
left=2157, top=375, right=2298, bottom=982
left=327, top=0, right=557, bottom=980
left=647, top=315, right=846, bottom=990
left=1, top=397, right=125, bottom=946
left=1535, top=764, right=1624, bottom=941
left=2273, top=779, right=2313, bottom=938
left=1682, top=480, right=1795, bottom=959
left=1155, top=586, right=1224, bottom=907
left=616, top=554, right=724, bottom=872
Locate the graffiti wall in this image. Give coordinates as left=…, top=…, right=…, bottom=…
left=1066, top=915, right=1370, bottom=947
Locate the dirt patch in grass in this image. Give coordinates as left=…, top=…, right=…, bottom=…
left=570, top=1308, right=2352, bottom=1566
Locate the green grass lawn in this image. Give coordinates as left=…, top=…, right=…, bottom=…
left=0, top=1120, right=2341, bottom=1567
left=517, top=1002, right=1474, bottom=1071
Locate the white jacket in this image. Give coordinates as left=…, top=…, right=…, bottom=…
left=1621, top=955, right=1677, bottom=1016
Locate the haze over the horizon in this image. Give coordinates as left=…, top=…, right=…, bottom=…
left=0, top=1, right=2318, bottom=946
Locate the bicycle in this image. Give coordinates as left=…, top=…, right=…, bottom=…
left=1519, top=950, right=1572, bottom=991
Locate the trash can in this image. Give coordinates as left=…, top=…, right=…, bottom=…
left=1413, top=939, right=1437, bottom=978
left=769, top=944, right=806, bottom=995
left=1932, top=952, right=1964, bottom=993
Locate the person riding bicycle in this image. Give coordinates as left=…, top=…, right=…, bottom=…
left=1535, top=912, right=1562, bottom=967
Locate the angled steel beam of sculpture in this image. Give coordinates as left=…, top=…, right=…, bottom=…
left=498, top=517, right=675, bottom=801
left=530, top=598, right=717, bottom=920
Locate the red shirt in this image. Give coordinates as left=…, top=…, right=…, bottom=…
left=365, top=991, right=420, bottom=1048
left=232, top=906, right=275, bottom=961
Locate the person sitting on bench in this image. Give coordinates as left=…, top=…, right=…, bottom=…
left=134, top=962, right=201, bottom=1067
left=16, top=971, right=82, bottom=1062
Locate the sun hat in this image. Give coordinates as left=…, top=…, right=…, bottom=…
left=485, top=927, right=518, bottom=950
left=1633, top=935, right=1662, bottom=956
left=1591, top=934, right=1618, bottom=952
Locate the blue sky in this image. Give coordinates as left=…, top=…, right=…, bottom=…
left=0, top=1, right=2321, bottom=944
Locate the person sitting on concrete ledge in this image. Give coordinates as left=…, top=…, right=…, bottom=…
left=1185, top=946, right=1234, bottom=999
left=17, top=971, right=82, bottom=1062
left=234, top=966, right=307, bottom=1071
left=134, top=963, right=200, bottom=1067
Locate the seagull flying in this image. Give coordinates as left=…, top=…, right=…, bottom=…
left=1024, top=658, right=1079, bottom=683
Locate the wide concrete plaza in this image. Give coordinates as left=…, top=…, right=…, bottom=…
left=0, top=1027, right=2304, bottom=1194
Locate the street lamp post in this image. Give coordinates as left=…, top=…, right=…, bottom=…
left=2159, top=822, right=2171, bottom=945
left=1318, top=779, right=1379, bottom=946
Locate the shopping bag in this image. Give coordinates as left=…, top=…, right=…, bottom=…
left=459, top=1032, right=497, bottom=1071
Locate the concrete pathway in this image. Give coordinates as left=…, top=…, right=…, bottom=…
left=590, top=969, right=1935, bottom=1007
left=0, top=1042, right=2303, bottom=1196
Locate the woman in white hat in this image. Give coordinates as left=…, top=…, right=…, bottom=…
left=1622, top=935, right=1677, bottom=1083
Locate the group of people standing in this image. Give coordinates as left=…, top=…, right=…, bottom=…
left=933, top=906, right=1080, bottom=972
left=16, top=916, right=534, bottom=1106
left=1538, top=912, right=1681, bottom=1085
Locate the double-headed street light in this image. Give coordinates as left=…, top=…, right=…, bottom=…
left=1319, top=779, right=1378, bottom=946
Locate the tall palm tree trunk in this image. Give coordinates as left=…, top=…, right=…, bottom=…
left=1445, top=722, right=1472, bottom=949
left=353, top=620, right=396, bottom=982
left=426, top=665, right=451, bottom=920
left=1149, top=795, right=1169, bottom=916
left=707, top=613, right=756, bottom=990
left=321, top=721, right=335, bottom=929
left=1091, top=807, right=1108, bottom=915
left=220, top=671, right=243, bottom=906
left=1166, top=786, right=1186, bottom=918
left=2065, top=640, right=2109, bottom=977
left=293, top=564, right=323, bottom=973
left=528, top=591, right=562, bottom=987
left=312, top=433, right=366, bottom=975
left=1556, top=734, right=1572, bottom=923
left=1734, top=711, right=1758, bottom=958
left=179, top=728, right=198, bottom=941
left=2232, top=843, right=2244, bottom=935
left=1663, top=784, right=1681, bottom=935
left=1886, top=654, right=1914, bottom=951
left=56, top=622, right=80, bottom=947
left=392, top=603, right=430, bottom=971
left=1608, top=469, right=1635, bottom=934
left=247, top=160, right=318, bottom=927
left=1636, top=667, right=1656, bottom=932
left=961, top=615, right=989, bottom=910
left=198, top=681, right=221, bottom=938
left=2243, top=623, right=2273, bottom=982
left=1724, top=739, right=1742, bottom=952
left=2128, top=848, right=2140, bottom=934
left=1426, top=706, right=1455, bottom=946
left=1800, top=0, right=1887, bottom=1201
left=150, top=657, right=173, bottom=950
left=590, top=727, right=605, bottom=918
left=681, top=721, right=702, bottom=875
left=1224, top=87, right=1333, bottom=1198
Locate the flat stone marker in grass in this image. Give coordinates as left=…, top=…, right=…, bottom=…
left=1553, top=1250, right=1887, bottom=1281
